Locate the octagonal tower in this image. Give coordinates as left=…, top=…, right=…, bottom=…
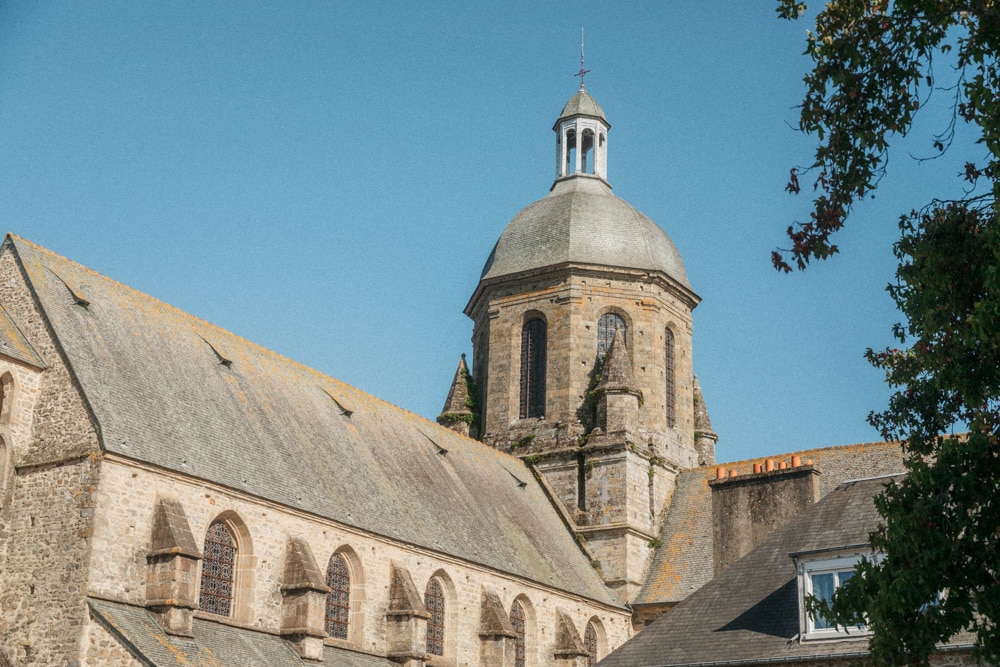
left=460, top=84, right=715, bottom=602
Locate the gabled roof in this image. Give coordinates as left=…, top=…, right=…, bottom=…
left=5, top=235, right=619, bottom=608
left=635, top=441, right=904, bottom=606
left=600, top=476, right=899, bottom=666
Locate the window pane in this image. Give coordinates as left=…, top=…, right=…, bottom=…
left=199, top=521, right=236, bottom=617
left=520, top=319, right=546, bottom=419
left=811, top=573, right=835, bottom=629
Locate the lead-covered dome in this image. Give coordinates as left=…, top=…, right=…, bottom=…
left=480, top=176, right=691, bottom=289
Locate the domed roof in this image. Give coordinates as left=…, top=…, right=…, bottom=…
left=480, top=176, right=691, bottom=289
left=555, top=89, right=608, bottom=127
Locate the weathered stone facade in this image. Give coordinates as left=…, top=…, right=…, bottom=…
left=464, top=89, right=709, bottom=604
left=0, top=245, right=104, bottom=666
left=87, top=457, right=629, bottom=664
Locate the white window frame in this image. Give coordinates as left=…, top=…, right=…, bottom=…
left=794, top=548, right=871, bottom=641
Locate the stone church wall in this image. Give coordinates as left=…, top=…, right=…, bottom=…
left=88, top=457, right=632, bottom=665
left=0, top=247, right=105, bottom=666
left=473, top=268, right=696, bottom=469
left=82, top=615, right=144, bottom=667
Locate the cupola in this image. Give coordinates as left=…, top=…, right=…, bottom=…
left=554, top=86, right=610, bottom=182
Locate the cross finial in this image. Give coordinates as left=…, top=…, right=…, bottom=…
left=574, top=27, right=590, bottom=90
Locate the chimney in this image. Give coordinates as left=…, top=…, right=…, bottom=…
left=709, top=459, right=820, bottom=575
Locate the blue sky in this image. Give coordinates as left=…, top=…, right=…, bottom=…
left=0, top=2, right=975, bottom=462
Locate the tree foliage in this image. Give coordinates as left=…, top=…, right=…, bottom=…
left=777, top=1, right=1000, bottom=664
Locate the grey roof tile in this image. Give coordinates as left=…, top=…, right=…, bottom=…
left=556, top=89, right=608, bottom=125
left=89, top=598, right=393, bottom=667
left=601, top=476, right=901, bottom=666
left=635, top=441, right=905, bottom=606
left=7, top=235, right=619, bottom=608
left=0, top=304, right=44, bottom=368
left=479, top=176, right=692, bottom=290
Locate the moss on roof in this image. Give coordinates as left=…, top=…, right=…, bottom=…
left=6, top=235, right=619, bottom=608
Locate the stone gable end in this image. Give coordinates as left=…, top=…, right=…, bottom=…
left=0, top=242, right=104, bottom=666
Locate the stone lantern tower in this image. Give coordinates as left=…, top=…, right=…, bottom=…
left=460, top=82, right=714, bottom=601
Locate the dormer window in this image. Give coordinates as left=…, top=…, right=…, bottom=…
left=793, top=546, right=870, bottom=640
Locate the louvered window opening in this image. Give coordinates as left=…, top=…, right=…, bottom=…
left=199, top=521, right=236, bottom=616
left=425, top=578, right=445, bottom=656
left=597, top=313, right=626, bottom=356
left=519, top=318, right=547, bottom=419
left=510, top=600, right=526, bottom=667
left=325, top=553, right=350, bottom=639
left=665, top=328, right=676, bottom=428
left=585, top=622, right=598, bottom=667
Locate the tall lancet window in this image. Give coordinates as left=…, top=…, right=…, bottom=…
left=585, top=621, right=599, bottom=667
left=520, top=318, right=547, bottom=419
left=510, top=600, right=526, bottom=667
left=597, top=313, right=626, bottom=356
left=665, top=328, right=676, bottom=428
left=325, top=553, right=350, bottom=639
left=199, top=521, right=237, bottom=616
left=425, top=577, right=446, bottom=656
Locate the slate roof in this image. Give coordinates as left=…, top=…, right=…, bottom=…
left=5, top=235, right=619, bottom=608
left=600, top=475, right=913, bottom=666
left=0, top=304, right=44, bottom=369
left=555, top=89, right=608, bottom=126
left=89, top=599, right=393, bottom=667
left=477, top=176, right=692, bottom=291
left=635, top=441, right=905, bottom=606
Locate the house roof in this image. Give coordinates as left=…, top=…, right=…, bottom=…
left=89, top=598, right=393, bottom=667
left=600, top=475, right=899, bottom=666
left=635, top=441, right=905, bottom=606
left=6, top=235, right=619, bottom=608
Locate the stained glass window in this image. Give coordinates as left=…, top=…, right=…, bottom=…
left=325, top=553, right=350, bottom=639
left=519, top=319, right=546, bottom=419
left=585, top=622, right=598, bottom=667
left=425, top=578, right=445, bottom=656
left=665, top=328, right=676, bottom=428
left=199, top=520, right=236, bottom=616
left=510, top=600, right=526, bottom=667
left=597, top=313, right=626, bottom=356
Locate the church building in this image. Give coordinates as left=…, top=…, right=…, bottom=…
left=0, top=80, right=925, bottom=667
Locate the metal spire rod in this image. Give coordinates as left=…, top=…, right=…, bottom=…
left=574, top=27, right=590, bottom=90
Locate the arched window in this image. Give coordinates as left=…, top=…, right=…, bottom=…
left=665, top=328, right=676, bottom=428
left=425, top=577, right=446, bottom=656
left=510, top=600, right=526, bottom=667
left=565, top=129, right=577, bottom=176
left=199, top=520, right=237, bottom=616
left=597, top=313, right=626, bottom=356
left=581, top=129, right=595, bottom=174
left=520, top=318, right=546, bottom=419
left=325, top=553, right=350, bottom=639
left=585, top=621, right=599, bottom=667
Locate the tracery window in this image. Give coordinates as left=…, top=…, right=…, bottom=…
left=519, top=318, right=546, bottom=419
left=585, top=621, right=598, bottom=667
left=425, top=577, right=445, bottom=656
left=665, top=328, right=676, bottom=428
left=199, top=520, right=236, bottom=616
left=325, top=553, right=350, bottom=639
left=510, top=600, right=526, bottom=667
left=597, top=313, right=626, bottom=356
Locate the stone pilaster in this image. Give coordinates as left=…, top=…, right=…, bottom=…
left=280, top=536, right=329, bottom=662
left=479, top=588, right=516, bottom=667
left=385, top=564, right=430, bottom=667
left=553, top=609, right=590, bottom=667
left=145, top=498, right=201, bottom=637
